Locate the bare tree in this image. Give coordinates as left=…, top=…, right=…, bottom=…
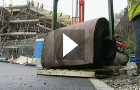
left=115, top=8, right=135, bottom=41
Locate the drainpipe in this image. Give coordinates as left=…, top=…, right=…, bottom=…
left=52, top=0, right=59, bottom=30
left=108, top=0, right=114, bottom=40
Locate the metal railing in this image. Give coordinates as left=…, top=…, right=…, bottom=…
left=1, top=33, right=47, bottom=59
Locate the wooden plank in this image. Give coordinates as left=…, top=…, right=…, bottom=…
left=40, top=11, right=52, bottom=15
left=39, top=16, right=72, bottom=25
left=10, top=19, right=39, bottom=23
left=62, top=18, right=72, bottom=22
left=0, top=32, right=36, bottom=36
left=41, top=17, right=70, bottom=22
left=37, top=69, right=95, bottom=78
left=7, top=5, right=28, bottom=9
left=39, top=14, right=63, bottom=19
left=37, top=24, right=51, bottom=31
left=58, top=18, right=74, bottom=23
left=9, top=9, right=21, bottom=12
left=60, top=15, right=70, bottom=19
left=39, top=16, right=52, bottom=19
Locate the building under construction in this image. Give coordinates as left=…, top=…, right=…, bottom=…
left=0, top=3, right=74, bottom=58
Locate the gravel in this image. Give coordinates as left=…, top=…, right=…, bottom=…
left=101, top=75, right=140, bottom=90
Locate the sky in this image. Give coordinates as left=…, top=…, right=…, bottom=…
left=0, top=0, right=127, bottom=21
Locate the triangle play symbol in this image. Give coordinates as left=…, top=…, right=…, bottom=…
left=63, top=33, right=78, bottom=57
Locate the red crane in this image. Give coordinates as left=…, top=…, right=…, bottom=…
left=72, top=0, right=85, bottom=24
left=79, top=0, right=85, bottom=22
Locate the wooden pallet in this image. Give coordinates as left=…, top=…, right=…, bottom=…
left=37, top=66, right=124, bottom=78
left=37, top=69, right=95, bottom=78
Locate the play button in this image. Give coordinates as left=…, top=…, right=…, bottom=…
left=54, top=29, right=85, bottom=60
left=63, top=33, right=78, bottom=57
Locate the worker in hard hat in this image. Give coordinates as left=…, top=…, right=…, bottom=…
left=41, top=3, right=44, bottom=9
left=128, top=0, right=140, bottom=76
left=31, top=0, right=35, bottom=6
left=27, top=0, right=30, bottom=6
left=37, top=2, right=39, bottom=8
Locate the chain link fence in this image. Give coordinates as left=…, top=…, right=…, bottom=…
left=1, top=33, right=47, bottom=59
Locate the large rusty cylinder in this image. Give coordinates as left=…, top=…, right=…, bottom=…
left=41, top=18, right=117, bottom=69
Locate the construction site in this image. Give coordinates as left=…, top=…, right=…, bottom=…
left=0, top=0, right=140, bottom=90
left=0, top=1, right=73, bottom=59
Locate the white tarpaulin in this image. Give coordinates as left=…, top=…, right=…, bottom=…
left=16, top=56, right=35, bottom=64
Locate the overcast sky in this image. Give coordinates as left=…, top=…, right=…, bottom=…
left=0, top=0, right=127, bottom=21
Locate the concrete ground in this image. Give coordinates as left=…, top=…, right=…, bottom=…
left=0, top=62, right=113, bottom=90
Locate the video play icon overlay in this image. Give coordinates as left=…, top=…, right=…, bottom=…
left=54, top=30, right=85, bottom=61
left=63, top=33, right=78, bottom=57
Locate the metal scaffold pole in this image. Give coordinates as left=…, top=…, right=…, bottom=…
left=52, top=0, right=59, bottom=30
left=108, top=0, right=114, bottom=40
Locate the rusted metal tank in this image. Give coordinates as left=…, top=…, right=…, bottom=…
left=41, top=18, right=116, bottom=69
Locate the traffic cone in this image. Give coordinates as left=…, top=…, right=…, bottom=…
left=11, top=60, right=14, bottom=64
left=25, top=62, right=29, bottom=65
left=25, top=55, right=29, bottom=65
left=11, top=55, right=14, bottom=64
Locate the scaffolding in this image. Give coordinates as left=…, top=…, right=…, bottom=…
left=0, top=1, right=75, bottom=58
left=1, top=33, right=47, bottom=59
